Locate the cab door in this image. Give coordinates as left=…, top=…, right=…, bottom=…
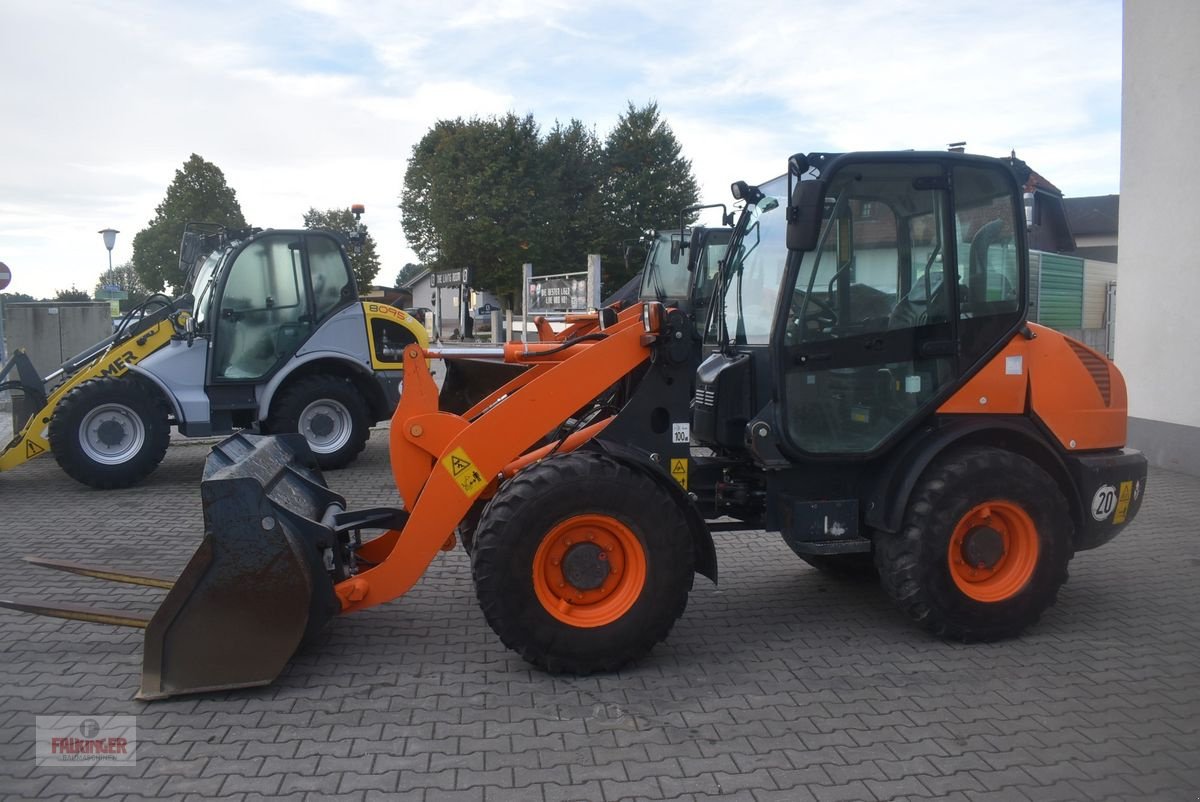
left=210, top=232, right=314, bottom=382
left=775, top=157, right=1024, bottom=458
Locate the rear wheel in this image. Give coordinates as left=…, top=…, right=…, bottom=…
left=875, top=446, right=1073, bottom=641
left=49, top=376, right=170, bottom=489
left=471, top=453, right=694, bottom=673
left=269, top=375, right=369, bottom=470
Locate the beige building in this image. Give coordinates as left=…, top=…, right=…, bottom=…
left=1117, top=0, right=1200, bottom=475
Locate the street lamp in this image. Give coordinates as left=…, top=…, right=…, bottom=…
left=99, top=228, right=119, bottom=278
left=99, top=228, right=119, bottom=311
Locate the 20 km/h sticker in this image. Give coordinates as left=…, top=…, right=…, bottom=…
left=442, top=446, right=487, bottom=497
left=1091, top=484, right=1117, bottom=521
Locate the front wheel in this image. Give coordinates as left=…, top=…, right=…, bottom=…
left=471, top=453, right=694, bottom=674
left=875, top=446, right=1073, bottom=641
left=48, top=376, right=171, bottom=489
left=268, top=375, right=370, bottom=470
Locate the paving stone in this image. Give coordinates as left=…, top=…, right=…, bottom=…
left=0, top=449, right=1195, bottom=801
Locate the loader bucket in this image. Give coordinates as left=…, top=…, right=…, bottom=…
left=438, top=357, right=527, bottom=415
left=139, top=432, right=342, bottom=699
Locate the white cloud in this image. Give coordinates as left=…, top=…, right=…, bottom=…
left=0, top=0, right=1121, bottom=298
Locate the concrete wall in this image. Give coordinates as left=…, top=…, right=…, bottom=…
left=5, top=302, right=112, bottom=377
left=1117, top=0, right=1200, bottom=474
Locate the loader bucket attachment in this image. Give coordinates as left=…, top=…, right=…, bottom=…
left=139, top=432, right=342, bottom=700
left=438, top=357, right=527, bottom=415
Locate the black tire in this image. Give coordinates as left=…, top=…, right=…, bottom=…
left=269, top=375, right=370, bottom=470
left=875, top=446, right=1073, bottom=642
left=796, top=551, right=878, bottom=580
left=48, top=376, right=170, bottom=489
left=471, top=452, right=694, bottom=674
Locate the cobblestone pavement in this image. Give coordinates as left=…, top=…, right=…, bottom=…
left=0, top=433, right=1197, bottom=802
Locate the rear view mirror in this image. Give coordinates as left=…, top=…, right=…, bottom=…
left=670, top=238, right=682, bottom=264
left=787, top=180, right=826, bottom=252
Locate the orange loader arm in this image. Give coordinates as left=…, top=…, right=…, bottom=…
left=334, top=306, right=653, bottom=613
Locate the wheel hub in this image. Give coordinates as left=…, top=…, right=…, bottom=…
left=961, top=526, right=1004, bottom=569
left=308, top=412, right=334, bottom=439
left=561, top=543, right=610, bottom=590
left=531, top=514, right=648, bottom=628
left=96, top=418, right=128, bottom=448
left=80, top=402, right=146, bottom=465
left=948, top=501, right=1040, bottom=603
left=298, top=399, right=351, bottom=453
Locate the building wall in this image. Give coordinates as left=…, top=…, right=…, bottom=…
left=1117, top=0, right=1200, bottom=474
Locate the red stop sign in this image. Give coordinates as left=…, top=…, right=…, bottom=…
left=0, top=262, right=10, bottom=292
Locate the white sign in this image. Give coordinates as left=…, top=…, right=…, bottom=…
left=672, top=423, right=690, bottom=444
left=1091, top=484, right=1117, bottom=521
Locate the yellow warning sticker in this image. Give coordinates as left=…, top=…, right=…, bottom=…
left=25, top=440, right=44, bottom=458
left=1113, top=480, right=1133, bottom=525
left=442, top=446, right=487, bottom=498
left=670, top=458, right=688, bottom=491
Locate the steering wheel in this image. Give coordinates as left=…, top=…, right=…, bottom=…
left=786, top=290, right=838, bottom=341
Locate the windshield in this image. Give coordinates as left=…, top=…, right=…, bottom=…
left=191, top=249, right=225, bottom=330
left=638, top=232, right=689, bottom=300
left=714, top=175, right=788, bottom=345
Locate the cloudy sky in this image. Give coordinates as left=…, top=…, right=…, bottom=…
left=0, top=0, right=1121, bottom=299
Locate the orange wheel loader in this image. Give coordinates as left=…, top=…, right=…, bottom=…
left=0, top=150, right=1147, bottom=699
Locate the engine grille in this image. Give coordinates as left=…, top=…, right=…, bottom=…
left=1066, top=340, right=1111, bottom=407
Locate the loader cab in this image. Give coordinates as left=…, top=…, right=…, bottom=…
left=638, top=227, right=731, bottom=332
left=192, top=230, right=357, bottom=383
left=696, top=153, right=1026, bottom=460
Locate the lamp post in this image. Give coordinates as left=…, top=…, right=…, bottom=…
left=98, top=228, right=119, bottom=315
left=99, top=228, right=119, bottom=280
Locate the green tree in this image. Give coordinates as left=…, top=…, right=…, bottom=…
left=0, top=292, right=37, bottom=306
left=597, top=102, right=700, bottom=288
left=132, top=154, right=247, bottom=293
left=538, top=119, right=604, bottom=275
left=395, top=263, right=424, bottom=287
left=54, top=286, right=91, bottom=301
left=401, top=113, right=546, bottom=300
left=93, top=262, right=152, bottom=311
left=302, top=207, right=381, bottom=293
left=400, top=103, right=697, bottom=301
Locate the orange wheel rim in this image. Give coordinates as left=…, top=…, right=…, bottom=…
left=532, top=514, right=647, bottom=628
left=947, top=500, right=1039, bottom=602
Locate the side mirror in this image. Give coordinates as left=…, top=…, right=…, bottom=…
left=787, top=180, right=826, bottom=252
left=670, top=238, right=682, bottom=264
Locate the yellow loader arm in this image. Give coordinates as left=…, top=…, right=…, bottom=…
left=0, top=315, right=185, bottom=473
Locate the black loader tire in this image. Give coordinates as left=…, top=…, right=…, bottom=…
left=796, top=552, right=879, bottom=580
left=471, top=452, right=694, bottom=674
left=269, top=375, right=370, bottom=470
left=875, top=446, right=1073, bottom=642
left=48, top=375, right=171, bottom=489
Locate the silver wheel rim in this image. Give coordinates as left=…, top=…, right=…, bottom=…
left=299, top=398, right=353, bottom=454
left=80, top=403, right=146, bottom=465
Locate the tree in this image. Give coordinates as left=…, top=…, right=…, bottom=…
left=54, top=286, right=91, bottom=301
left=93, top=262, right=152, bottom=311
left=0, top=292, right=36, bottom=306
left=400, top=103, right=698, bottom=301
left=395, top=263, right=424, bottom=287
left=132, top=154, right=247, bottom=294
left=302, top=208, right=381, bottom=293
left=538, top=119, right=604, bottom=275
left=402, top=113, right=547, bottom=300
left=597, top=102, right=700, bottom=288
